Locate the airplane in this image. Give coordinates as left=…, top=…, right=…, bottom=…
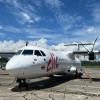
left=0, top=38, right=100, bottom=89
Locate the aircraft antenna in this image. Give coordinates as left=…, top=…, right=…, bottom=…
left=26, top=40, right=29, bottom=46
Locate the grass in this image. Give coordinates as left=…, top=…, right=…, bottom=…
left=83, top=66, right=100, bottom=68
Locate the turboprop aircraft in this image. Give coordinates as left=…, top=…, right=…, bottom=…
left=0, top=38, right=100, bottom=89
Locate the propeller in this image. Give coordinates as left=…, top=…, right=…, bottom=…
left=80, top=42, right=90, bottom=52
left=80, top=38, right=98, bottom=60
left=92, top=37, right=98, bottom=51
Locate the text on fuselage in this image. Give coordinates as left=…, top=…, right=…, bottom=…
left=46, top=53, right=59, bottom=72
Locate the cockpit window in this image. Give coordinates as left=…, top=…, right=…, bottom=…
left=34, top=50, right=42, bottom=56
left=22, top=50, right=33, bottom=55
left=16, top=50, right=22, bottom=55
left=40, top=50, right=46, bottom=56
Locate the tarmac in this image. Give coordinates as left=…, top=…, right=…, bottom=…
left=0, top=68, right=100, bottom=100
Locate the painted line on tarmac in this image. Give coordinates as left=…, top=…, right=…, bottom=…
left=39, top=89, right=100, bottom=97
left=68, top=84, right=100, bottom=89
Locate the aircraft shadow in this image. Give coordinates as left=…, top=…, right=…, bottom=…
left=11, top=75, right=76, bottom=92
left=82, top=77, right=100, bottom=82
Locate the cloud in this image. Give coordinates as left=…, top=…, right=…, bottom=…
left=45, top=0, right=63, bottom=9
left=92, top=4, right=100, bottom=23
left=86, top=26, right=96, bottom=33
left=0, top=40, right=25, bottom=52
left=72, top=25, right=100, bottom=40
left=3, top=26, right=21, bottom=33
left=2, top=24, right=100, bottom=45
left=56, top=13, right=75, bottom=30
left=31, top=0, right=42, bottom=8
left=29, top=38, right=48, bottom=48
left=0, top=39, right=48, bottom=52
left=27, top=30, right=62, bottom=39
left=45, top=0, right=84, bottom=32
left=0, top=32, right=5, bottom=37
left=34, top=17, right=41, bottom=22
left=3, top=25, right=58, bottom=38
left=0, top=0, right=41, bottom=25
left=20, top=12, right=34, bottom=24
left=0, top=25, right=2, bottom=29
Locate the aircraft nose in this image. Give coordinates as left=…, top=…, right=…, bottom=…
left=5, top=56, right=26, bottom=76
left=6, top=55, right=25, bottom=71
left=5, top=55, right=32, bottom=78
left=6, top=62, right=16, bottom=71
left=6, top=57, right=20, bottom=71
left=6, top=59, right=20, bottom=76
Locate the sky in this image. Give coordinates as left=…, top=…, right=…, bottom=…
left=0, top=0, right=100, bottom=54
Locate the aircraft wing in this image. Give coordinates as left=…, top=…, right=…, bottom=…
left=0, top=52, right=16, bottom=56
left=73, top=51, right=100, bottom=55
left=73, top=51, right=88, bottom=55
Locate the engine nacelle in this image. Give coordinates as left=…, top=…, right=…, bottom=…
left=89, top=52, right=95, bottom=60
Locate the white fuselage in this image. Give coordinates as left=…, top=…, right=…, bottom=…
left=6, top=46, right=81, bottom=79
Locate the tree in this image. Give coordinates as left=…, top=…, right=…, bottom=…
left=0, top=57, right=9, bottom=63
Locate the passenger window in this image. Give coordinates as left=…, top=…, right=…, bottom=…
left=40, top=50, right=46, bottom=56
left=34, top=50, right=42, bottom=56
left=22, top=50, right=33, bottom=55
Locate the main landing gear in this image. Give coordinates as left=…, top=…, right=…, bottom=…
left=75, top=68, right=85, bottom=78
left=17, top=79, right=30, bottom=89
left=75, top=72, right=83, bottom=78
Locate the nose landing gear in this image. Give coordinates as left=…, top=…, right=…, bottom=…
left=17, top=79, right=30, bottom=90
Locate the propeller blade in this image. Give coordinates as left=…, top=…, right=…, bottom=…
left=80, top=42, right=90, bottom=52
left=92, top=37, right=98, bottom=51
left=96, top=58, right=100, bottom=62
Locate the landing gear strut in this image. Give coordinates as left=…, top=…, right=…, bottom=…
left=17, top=79, right=28, bottom=89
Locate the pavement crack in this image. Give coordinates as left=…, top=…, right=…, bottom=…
left=49, top=94, right=54, bottom=100
left=23, top=93, right=29, bottom=100
left=33, top=93, right=47, bottom=100
left=83, top=79, right=88, bottom=93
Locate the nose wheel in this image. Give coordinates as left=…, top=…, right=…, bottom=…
left=17, top=79, right=29, bottom=89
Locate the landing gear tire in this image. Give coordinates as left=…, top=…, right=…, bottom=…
left=75, top=72, right=83, bottom=79
left=78, top=73, right=83, bottom=79
left=17, top=79, right=28, bottom=90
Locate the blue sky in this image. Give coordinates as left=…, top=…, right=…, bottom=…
left=0, top=0, right=100, bottom=46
